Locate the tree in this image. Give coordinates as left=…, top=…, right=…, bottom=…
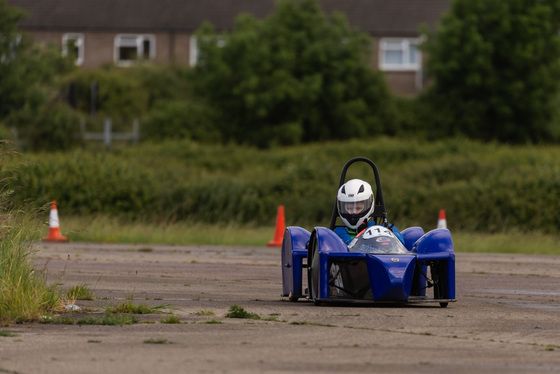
left=190, top=0, right=393, bottom=148
left=0, top=0, right=28, bottom=120
left=0, top=0, right=75, bottom=149
left=422, top=0, right=560, bottom=143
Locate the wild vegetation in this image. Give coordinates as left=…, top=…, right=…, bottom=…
left=5, top=137, right=560, bottom=236
left=0, top=143, right=59, bottom=324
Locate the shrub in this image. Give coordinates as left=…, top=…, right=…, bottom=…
left=141, top=100, right=220, bottom=142
left=12, top=100, right=83, bottom=151
left=422, top=0, right=560, bottom=143
left=6, top=138, right=560, bottom=234
left=11, top=150, right=157, bottom=217
left=0, top=142, right=60, bottom=324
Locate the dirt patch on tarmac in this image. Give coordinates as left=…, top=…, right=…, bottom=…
left=1, top=242, right=559, bottom=374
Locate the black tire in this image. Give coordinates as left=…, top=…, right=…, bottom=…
left=431, top=261, right=449, bottom=308
left=410, top=264, right=422, bottom=297
left=308, top=239, right=321, bottom=306
left=431, top=262, right=448, bottom=300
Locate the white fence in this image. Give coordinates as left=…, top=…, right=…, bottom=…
left=80, top=118, right=139, bottom=147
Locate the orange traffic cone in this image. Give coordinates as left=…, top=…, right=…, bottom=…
left=437, top=209, right=447, bottom=229
left=43, top=201, right=68, bottom=242
left=267, top=205, right=285, bottom=247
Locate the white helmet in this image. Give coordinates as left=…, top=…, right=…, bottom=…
left=337, top=179, right=375, bottom=230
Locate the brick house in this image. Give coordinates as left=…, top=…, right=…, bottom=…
left=7, top=0, right=450, bottom=96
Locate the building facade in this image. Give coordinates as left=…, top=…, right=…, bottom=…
left=7, top=0, right=450, bottom=96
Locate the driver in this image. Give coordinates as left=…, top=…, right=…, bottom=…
left=333, top=179, right=404, bottom=245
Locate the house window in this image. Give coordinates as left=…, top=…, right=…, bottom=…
left=114, top=34, right=155, bottom=66
left=62, top=33, right=84, bottom=65
left=379, top=38, right=421, bottom=71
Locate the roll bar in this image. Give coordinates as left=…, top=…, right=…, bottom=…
left=328, top=157, right=388, bottom=230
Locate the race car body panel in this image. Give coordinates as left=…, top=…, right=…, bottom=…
left=401, top=226, right=425, bottom=251
left=281, top=224, right=456, bottom=306
left=281, top=226, right=310, bottom=300
left=366, top=254, right=416, bottom=301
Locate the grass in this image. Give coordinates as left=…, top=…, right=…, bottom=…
left=81, top=313, right=139, bottom=325
left=63, top=215, right=274, bottom=246
left=160, top=314, right=181, bottom=324
left=452, top=231, right=559, bottom=255
left=0, top=331, right=18, bottom=337
left=202, top=319, right=224, bottom=324
left=39, top=300, right=170, bottom=326
left=290, top=321, right=336, bottom=327
left=193, top=310, right=215, bottom=316
left=224, top=305, right=260, bottom=320
left=0, top=225, right=60, bottom=324
left=0, top=148, right=61, bottom=324
left=66, top=284, right=95, bottom=300
left=105, top=300, right=168, bottom=314
left=59, top=215, right=560, bottom=255
left=42, top=313, right=139, bottom=325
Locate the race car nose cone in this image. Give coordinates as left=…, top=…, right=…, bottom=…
left=366, top=255, right=416, bottom=301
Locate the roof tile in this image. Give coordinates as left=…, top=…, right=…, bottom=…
left=7, top=0, right=450, bottom=36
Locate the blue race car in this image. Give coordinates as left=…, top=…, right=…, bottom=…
left=281, top=157, right=455, bottom=307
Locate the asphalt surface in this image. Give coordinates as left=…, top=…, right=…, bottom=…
left=1, top=242, right=559, bottom=374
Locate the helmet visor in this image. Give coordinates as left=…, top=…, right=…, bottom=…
left=338, top=200, right=369, bottom=215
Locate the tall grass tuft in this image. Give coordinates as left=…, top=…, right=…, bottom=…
left=66, top=284, right=94, bottom=300
left=0, top=142, right=59, bottom=324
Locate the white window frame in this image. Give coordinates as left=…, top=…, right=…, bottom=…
left=379, top=38, right=421, bottom=71
left=62, top=33, right=84, bottom=66
left=189, top=35, right=198, bottom=67
left=114, top=34, right=156, bottom=67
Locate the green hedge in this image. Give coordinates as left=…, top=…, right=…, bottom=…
left=5, top=138, right=560, bottom=234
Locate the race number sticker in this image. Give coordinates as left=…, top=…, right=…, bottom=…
left=362, top=226, right=394, bottom=240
